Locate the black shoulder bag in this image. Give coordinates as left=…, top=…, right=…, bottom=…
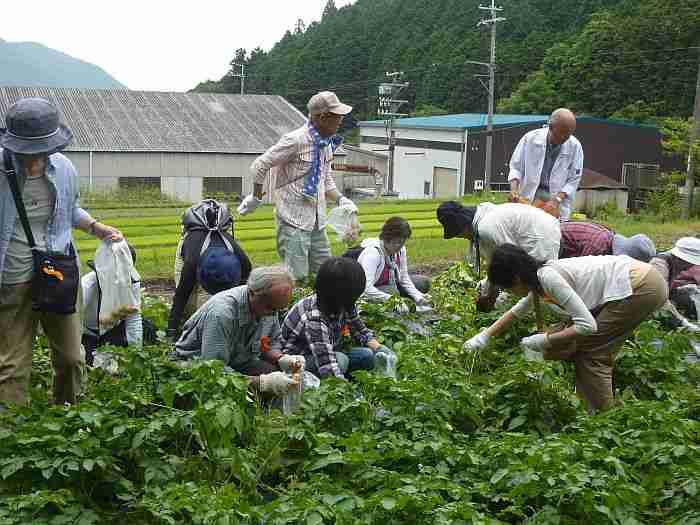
left=2, top=149, right=80, bottom=314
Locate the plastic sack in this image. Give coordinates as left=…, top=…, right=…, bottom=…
left=375, top=348, right=398, bottom=379
left=326, top=205, right=361, bottom=243
left=93, top=351, right=119, bottom=375
left=94, top=240, right=141, bottom=334
left=282, top=361, right=314, bottom=416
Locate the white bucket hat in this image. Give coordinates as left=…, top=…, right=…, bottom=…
left=669, top=237, right=700, bottom=266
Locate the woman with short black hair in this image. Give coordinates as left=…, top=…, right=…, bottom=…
left=274, top=257, right=391, bottom=379
left=356, top=216, right=431, bottom=309
left=464, top=244, right=667, bottom=412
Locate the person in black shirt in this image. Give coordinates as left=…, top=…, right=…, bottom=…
left=167, top=201, right=252, bottom=339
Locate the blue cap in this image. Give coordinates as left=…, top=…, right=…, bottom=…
left=197, top=247, right=242, bottom=295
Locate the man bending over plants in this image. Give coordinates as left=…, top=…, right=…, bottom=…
left=463, top=245, right=667, bottom=413
left=172, top=265, right=304, bottom=396
left=273, top=257, right=394, bottom=380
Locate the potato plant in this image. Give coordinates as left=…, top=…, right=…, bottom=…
left=0, top=263, right=698, bottom=524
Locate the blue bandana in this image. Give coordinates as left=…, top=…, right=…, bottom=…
left=303, top=123, right=343, bottom=197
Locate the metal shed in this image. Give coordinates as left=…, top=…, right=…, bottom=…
left=0, top=87, right=306, bottom=202
left=573, top=169, right=629, bottom=216
left=358, top=113, right=678, bottom=200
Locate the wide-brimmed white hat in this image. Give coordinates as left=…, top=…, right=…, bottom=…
left=669, top=237, right=700, bottom=266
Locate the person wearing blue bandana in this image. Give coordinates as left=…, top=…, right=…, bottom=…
left=241, top=91, right=358, bottom=282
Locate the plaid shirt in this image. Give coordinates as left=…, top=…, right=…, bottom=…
left=559, top=222, right=614, bottom=259
left=274, top=294, right=374, bottom=378
left=250, top=124, right=338, bottom=232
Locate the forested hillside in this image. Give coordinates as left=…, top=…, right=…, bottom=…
left=0, top=38, right=127, bottom=90
left=193, top=0, right=699, bottom=122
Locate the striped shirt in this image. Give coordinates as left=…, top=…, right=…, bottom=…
left=559, top=222, right=614, bottom=259
left=274, top=294, right=374, bottom=379
left=250, top=124, right=338, bottom=232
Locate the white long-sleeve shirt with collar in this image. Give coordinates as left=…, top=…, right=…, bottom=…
left=474, top=202, right=561, bottom=265
left=507, top=127, right=584, bottom=220
left=357, top=238, right=424, bottom=303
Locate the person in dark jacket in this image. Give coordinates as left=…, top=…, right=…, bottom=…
left=167, top=205, right=252, bottom=339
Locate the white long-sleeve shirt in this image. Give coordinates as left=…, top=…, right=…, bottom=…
left=249, top=124, right=338, bottom=232
left=510, top=255, right=636, bottom=335
left=475, top=202, right=561, bottom=264
left=508, top=127, right=584, bottom=220
left=357, top=238, right=424, bottom=303
left=81, top=271, right=143, bottom=348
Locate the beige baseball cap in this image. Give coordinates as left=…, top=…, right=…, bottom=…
left=307, top=91, right=353, bottom=115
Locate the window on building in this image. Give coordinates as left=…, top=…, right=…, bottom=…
left=203, top=177, right=243, bottom=198
left=118, top=177, right=161, bottom=189
left=424, top=181, right=431, bottom=196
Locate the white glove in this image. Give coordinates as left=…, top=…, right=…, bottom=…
left=463, top=330, right=490, bottom=352
left=237, top=194, right=261, bottom=215
left=258, top=371, right=299, bottom=395
left=338, top=196, right=359, bottom=214
left=520, top=333, right=551, bottom=351
left=415, top=294, right=431, bottom=306
left=395, top=302, right=410, bottom=314
left=278, top=354, right=306, bottom=374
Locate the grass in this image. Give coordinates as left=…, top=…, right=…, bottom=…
left=76, top=193, right=700, bottom=280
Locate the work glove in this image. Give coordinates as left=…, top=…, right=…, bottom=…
left=237, top=194, right=261, bottom=215
left=463, top=330, right=490, bottom=352
left=520, top=333, right=551, bottom=351
left=258, top=371, right=299, bottom=395
left=278, top=354, right=306, bottom=374
left=395, top=302, right=410, bottom=314
left=337, top=196, right=359, bottom=214
left=415, top=294, right=431, bottom=306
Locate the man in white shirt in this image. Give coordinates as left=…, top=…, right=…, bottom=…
left=508, top=108, right=584, bottom=221
left=238, top=91, right=358, bottom=282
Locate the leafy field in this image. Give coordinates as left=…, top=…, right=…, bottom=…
left=76, top=196, right=700, bottom=281
left=1, top=264, right=698, bottom=524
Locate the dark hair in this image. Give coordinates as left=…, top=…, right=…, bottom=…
left=436, top=201, right=477, bottom=238
left=379, top=216, right=412, bottom=242
left=127, top=243, right=136, bottom=265
left=487, top=244, right=545, bottom=295
left=315, top=257, right=366, bottom=316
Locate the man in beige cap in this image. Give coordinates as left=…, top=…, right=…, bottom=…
left=238, top=91, right=358, bottom=282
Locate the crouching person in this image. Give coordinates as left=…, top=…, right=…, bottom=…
left=356, top=216, right=431, bottom=311
left=275, top=257, right=392, bottom=380
left=464, top=244, right=667, bottom=413
left=81, top=243, right=142, bottom=365
left=650, top=237, right=700, bottom=326
left=172, top=265, right=303, bottom=396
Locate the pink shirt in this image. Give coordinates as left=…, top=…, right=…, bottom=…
left=250, top=124, right=338, bottom=232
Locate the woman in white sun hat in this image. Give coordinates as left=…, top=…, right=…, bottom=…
left=650, top=237, right=700, bottom=322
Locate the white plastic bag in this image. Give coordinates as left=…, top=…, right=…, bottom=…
left=94, top=240, right=141, bottom=334
left=375, top=349, right=398, bottom=379
left=326, top=205, right=361, bottom=243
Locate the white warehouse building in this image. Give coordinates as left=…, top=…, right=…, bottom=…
left=0, top=86, right=306, bottom=202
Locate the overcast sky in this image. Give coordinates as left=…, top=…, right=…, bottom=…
left=2, top=0, right=354, bottom=92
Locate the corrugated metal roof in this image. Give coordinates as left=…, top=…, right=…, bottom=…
left=579, top=168, right=628, bottom=190
left=360, top=113, right=549, bottom=130
left=0, top=87, right=306, bottom=153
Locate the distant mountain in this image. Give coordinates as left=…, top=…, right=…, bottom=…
left=0, top=39, right=127, bottom=89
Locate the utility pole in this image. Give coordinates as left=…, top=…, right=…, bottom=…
left=682, top=53, right=700, bottom=219
left=378, top=72, right=409, bottom=195
left=477, top=0, right=505, bottom=191
left=232, top=63, right=246, bottom=95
